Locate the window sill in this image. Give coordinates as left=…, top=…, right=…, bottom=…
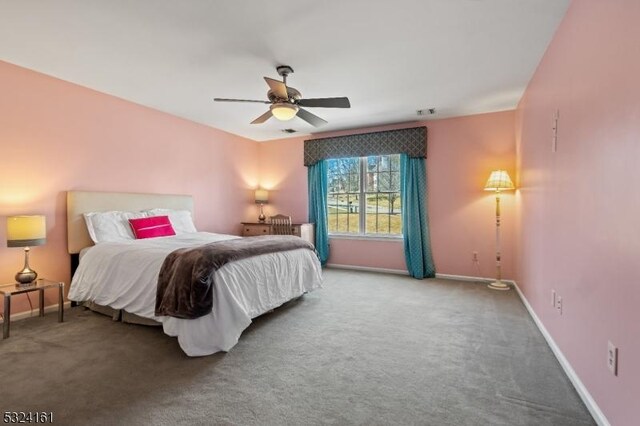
left=329, top=234, right=403, bottom=242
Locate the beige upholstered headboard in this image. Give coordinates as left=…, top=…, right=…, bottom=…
left=67, top=190, right=194, bottom=254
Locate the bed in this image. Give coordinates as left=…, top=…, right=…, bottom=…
left=66, top=190, right=323, bottom=356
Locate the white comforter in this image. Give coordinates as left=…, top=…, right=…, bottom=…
left=69, top=232, right=323, bottom=356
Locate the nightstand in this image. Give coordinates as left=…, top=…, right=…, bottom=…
left=241, top=222, right=315, bottom=246
left=0, top=279, right=64, bottom=339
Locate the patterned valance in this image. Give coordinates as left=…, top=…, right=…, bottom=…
left=304, top=126, right=427, bottom=166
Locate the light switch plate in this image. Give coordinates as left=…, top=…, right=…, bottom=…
left=608, top=341, right=618, bottom=376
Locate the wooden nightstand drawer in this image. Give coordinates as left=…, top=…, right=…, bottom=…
left=242, top=224, right=270, bottom=236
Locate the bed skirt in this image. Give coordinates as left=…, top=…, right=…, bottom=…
left=81, top=301, right=161, bottom=327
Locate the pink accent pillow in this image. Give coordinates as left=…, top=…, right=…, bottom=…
left=129, top=216, right=176, bottom=239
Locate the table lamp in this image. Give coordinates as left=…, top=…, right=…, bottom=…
left=254, top=189, right=269, bottom=223
left=484, top=170, right=515, bottom=291
left=6, top=215, right=47, bottom=285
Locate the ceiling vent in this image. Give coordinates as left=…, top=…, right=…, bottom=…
left=417, top=108, right=436, bottom=116
left=281, top=128, right=297, bottom=133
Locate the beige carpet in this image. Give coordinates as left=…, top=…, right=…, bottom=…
left=0, top=269, right=594, bottom=425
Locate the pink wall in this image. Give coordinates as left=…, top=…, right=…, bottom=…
left=515, top=1, right=640, bottom=424
left=259, top=111, right=516, bottom=277
left=0, top=61, right=259, bottom=315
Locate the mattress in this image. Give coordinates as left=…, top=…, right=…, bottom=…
left=69, top=232, right=323, bottom=356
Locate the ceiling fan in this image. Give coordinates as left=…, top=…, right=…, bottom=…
left=214, top=65, right=350, bottom=127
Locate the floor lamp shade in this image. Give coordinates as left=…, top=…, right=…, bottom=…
left=484, top=170, right=515, bottom=191
left=6, top=215, right=47, bottom=284
left=484, top=171, right=514, bottom=291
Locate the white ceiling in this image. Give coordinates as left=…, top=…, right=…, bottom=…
left=0, top=0, right=569, bottom=141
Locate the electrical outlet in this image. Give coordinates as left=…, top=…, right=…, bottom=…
left=556, top=296, right=562, bottom=315
left=608, top=341, right=618, bottom=375
left=472, top=251, right=479, bottom=262
left=551, top=290, right=556, bottom=307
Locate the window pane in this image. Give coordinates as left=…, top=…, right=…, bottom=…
left=388, top=192, right=401, bottom=215
left=390, top=211, right=402, bottom=234
left=335, top=194, right=347, bottom=233
left=390, top=155, right=400, bottom=171
left=378, top=155, right=390, bottom=172
left=367, top=156, right=377, bottom=171
left=378, top=171, right=390, bottom=191
left=378, top=213, right=391, bottom=233
left=364, top=194, right=379, bottom=233
left=328, top=212, right=338, bottom=233
left=348, top=173, right=360, bottom=192
left=366, top=171, right=376, bottom=192
left=390, top=171, right=400, bottom=192
left=328, top=175, right=338, bottom=193
left=327, top=188, right=340, bottom=234
left=336, top=213, right=348, bottom=233
left=345, top=194, right=353, bottom=231
left=345, top=193, right=360, bottom=234
left=341, top=158, right=358, bottom=173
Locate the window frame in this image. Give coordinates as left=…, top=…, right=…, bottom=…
left=327, top=155, right=403, bottom=239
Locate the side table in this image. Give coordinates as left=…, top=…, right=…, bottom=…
left=0, top=279, right=65, bottom=339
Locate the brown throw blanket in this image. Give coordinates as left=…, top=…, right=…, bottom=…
left=155, top=235, right=315, bottom=319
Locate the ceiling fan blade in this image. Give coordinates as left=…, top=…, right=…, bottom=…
left=297, top=97, right=351, bottom=108
left=297, top=108, right=328, bottom=127
left=251, top=110, right=273, bottom=124
left=214, top=98, right=270, bottom=104
left=264, top=77, right=288, bottom=99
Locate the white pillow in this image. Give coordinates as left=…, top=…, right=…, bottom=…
left=144, top=209, right=197, bottom=234
left=84, top=211, right=147, bottom=243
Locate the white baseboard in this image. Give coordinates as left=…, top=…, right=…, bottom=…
left=511, top=282, right=610, bottom=426
left=435, top=273, right=495, bottom=283
left=325, top=267, right=509, bottom=283
left=325, top=263, right=409, bottom=276
left=0, top=301, right=72, bottom=324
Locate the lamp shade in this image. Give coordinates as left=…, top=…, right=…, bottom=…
left=484, top=170, right=515, bottom=191
left=254, top=189, right=269, bottom=204
left=270, top=103, right=298, bottom=121
left=6, top=215, right=46, bottom=247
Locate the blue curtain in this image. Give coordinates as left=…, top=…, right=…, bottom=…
left=308, top=160, right=329, bottom=264
left=401, top=154, right=435, bottom=278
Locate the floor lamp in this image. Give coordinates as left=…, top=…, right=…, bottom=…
left=484, top=170, right=515, bottom=291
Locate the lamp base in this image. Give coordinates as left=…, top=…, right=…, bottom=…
left=488, top=281, right=510, bottom=291
left=16, top=269, right=37, bottom=285
left=16, top=246, right=38, bottom=285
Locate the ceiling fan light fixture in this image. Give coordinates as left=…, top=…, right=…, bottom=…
left=215, top=66, right=350, bottom=127
left=270, top=103, right=298, bottom=121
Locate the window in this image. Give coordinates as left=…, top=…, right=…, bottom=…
left=327, top=154, right=402, bottom=236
